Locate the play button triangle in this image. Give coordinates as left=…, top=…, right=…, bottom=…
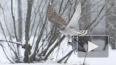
left=88, top=41, right=98, bottom=52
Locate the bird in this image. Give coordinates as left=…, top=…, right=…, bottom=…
left=68, top=36, right=86, bottom=52
left=47, top=0, right=89, bottom=43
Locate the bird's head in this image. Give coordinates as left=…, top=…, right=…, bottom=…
left=47, top=1, right=57, bottom=18
left=47, top=5, right=56, bottom=18
left=71, top=36, right=78, bottom=41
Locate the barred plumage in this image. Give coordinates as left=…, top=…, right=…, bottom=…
left=70, top=30, right=91, bottom=52
left=47, top=0, right=82, bottom=43
left=47, top=0, right=91, bottom=52
left=69, top=36, right=86, bottom=52
left=78, top=30, right=90, bottom=36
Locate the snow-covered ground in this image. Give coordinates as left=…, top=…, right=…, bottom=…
left=0, top=44, right=116, bottom=65
left=0, top=36, right=116, bottom=65
left=68, top=46, right=116, bottom=65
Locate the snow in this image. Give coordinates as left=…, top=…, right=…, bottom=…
left=0, top=0, right=116, bottom=65
left=0, top=63, right=78, bottom=65
left=67, top=46, right=116, bottom=65
left=0, top=36, right=116, bottom=65
left=0, top=45, right=116, bottom=65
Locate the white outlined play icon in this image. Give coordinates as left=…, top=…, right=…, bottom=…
left=78, top=35, right=109, bottom=57
left=88, top=41, right=98, bottom=52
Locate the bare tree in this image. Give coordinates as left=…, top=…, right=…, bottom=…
left=106, top=0, right=116, bottom=49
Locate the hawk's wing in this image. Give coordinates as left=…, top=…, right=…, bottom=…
left=47, top=5, right=68, bottom=30
left=66, top=1, right=81, bottom=30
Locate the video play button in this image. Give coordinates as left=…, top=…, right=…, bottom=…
left=88, top=41, right=98, bottom=52
left=78, top=35, right=109, bottom=57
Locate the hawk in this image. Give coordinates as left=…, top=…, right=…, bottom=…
left=47, top=0, right=89, bottom=43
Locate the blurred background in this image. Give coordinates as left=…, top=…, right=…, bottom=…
left=0, top=0, right=116, bottom=64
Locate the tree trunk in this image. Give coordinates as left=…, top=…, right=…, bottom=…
left=17, top=0, right=22, bottom=57
left=24, top=0, right=33, bottom=63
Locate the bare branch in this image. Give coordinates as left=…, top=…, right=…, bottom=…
left=57, top=50, right=73, bottom=63
left=0, top=43, right=14, bottom=63
left=0, top=40, right=23, bottom=46
left=11, top=0, right=18, bottom=41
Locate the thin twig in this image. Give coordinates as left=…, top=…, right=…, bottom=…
left=0, top=21, right=19, bottom=60
left=57, top=50, right=73, bottom=63
left=0, top=4, right=16, bottom=51
left=91, top=2, right=114, bottom=31
left=0, top=40, right=23, bottom=46
left=11, top=0, right=18, bottom=41
left=0, top=43, right=14, bottom=63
